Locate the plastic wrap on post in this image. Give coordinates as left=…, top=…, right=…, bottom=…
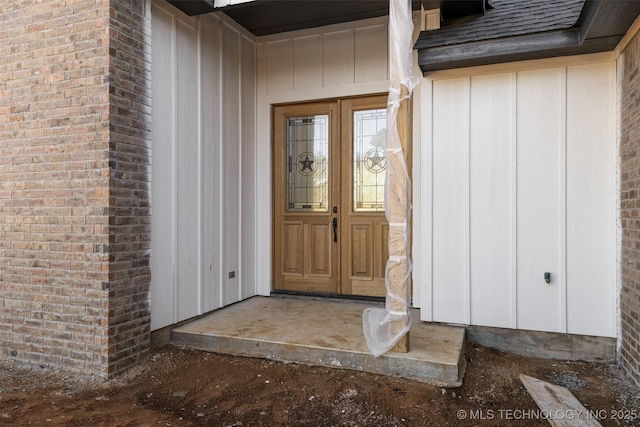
left=363, top=0, right=419, bottom=357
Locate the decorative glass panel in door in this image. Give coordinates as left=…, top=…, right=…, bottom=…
left=353, top=108, right=387, bottom=212
left=286, top=115, right=329, bottom=212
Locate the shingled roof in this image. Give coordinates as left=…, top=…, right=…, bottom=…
left=415, top=0, right=585, bottom=49
left=415, top=0, right=640, bottom=73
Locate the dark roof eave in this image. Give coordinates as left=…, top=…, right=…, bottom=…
left=418, top=29, right=622, bottom=73
left=167, top=0, right=215, bottom=16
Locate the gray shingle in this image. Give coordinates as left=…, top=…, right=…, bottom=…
left=415, top=0, right=585, bottom=49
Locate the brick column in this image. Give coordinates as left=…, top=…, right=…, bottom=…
left=0, top=0, right=112, bottom=375
left=619, top=31, right=640, bottom=387
left=106, top=0, right=152, bottom=375
left=0, top=0, right=151, bottom=377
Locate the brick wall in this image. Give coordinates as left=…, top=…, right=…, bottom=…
left=0, top=0, right=151, bottom=377
left=106, top=0, right=152, bottom=375
left=619, top=29, right=640, bottom=387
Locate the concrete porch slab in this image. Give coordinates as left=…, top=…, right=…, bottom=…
left=171, top=296, right=466, bottom=387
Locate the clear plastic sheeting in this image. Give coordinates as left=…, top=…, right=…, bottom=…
left=363, top=0, right=419, bottom=357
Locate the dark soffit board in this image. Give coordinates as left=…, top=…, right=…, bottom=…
left=168, top=0, right=424, bottom=36
left=167, top=1, right=216, bottom=16
left=226, top=1, right=383, bottom=36
left=416, top=0, right=640, bottom=72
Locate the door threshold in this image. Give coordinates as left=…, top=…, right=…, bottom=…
left=271, top=290, right=385, bottom=305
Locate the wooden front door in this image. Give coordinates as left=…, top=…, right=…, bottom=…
left=273, top=95, right=389, bottom=297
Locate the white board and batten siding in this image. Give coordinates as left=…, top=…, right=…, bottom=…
left=150, top=2, right=257, bottom=330
left=150, top=1, right=616, bottom=339
left=419, top=55, right=616, bottom=337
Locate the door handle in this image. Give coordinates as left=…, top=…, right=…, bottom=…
left=332, top=217, right=338, bottom=243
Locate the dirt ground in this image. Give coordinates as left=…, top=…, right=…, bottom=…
left=1, top=343, right=639, bottom=426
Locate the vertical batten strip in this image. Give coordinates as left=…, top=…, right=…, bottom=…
left=420, top=78, right=434, bottom=321
left=197, top=17, right=204, bottom=315
left=465, top=76, right=472, bottom=325
left=510, top=71, right=518, bottom=329
left=560, top=67, right=568, bottom=334
left=428, top=79, right=435, bottom=322
left=411, top=76, right=422, bottom=308
left=171, top=13, right=179, bottom=325
left=236, top=31, right=243, bottom=303
left=427, top=79, right=433, bottom=320
left=351, top=29, right=356, bottom=85
left=217, top=19, right=225, bottom=307
left=320, top=34, right=325, bottom=89
left=237, top=30, right=244, bottom=303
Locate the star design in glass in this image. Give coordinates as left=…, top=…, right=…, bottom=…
left=365, top=148, right=386, bottom=173
left=296, top=152, right=317, bottom=176
left=299, top=154, right=314, bottom=172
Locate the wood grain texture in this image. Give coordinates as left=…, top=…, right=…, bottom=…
left=273, top=96, right=390, bottom=297
left=520, top=375, right=602, bottom=427
left=467, top=326, right=615, bottom=362
left=273, top=102, right=340, bottom=294
left=341, top=95, right=390, bottom=298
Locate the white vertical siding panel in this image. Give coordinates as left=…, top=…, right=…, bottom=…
left=411, top=73, right=423, bottom=310
left=432, top=78, right=470, bottom=324
left=469, top=73, right=514, bottom=328
left=222, top=23, right=241, bottom=306
left=566, top=63, right=615, bottom=337
left=150, top=6, right=176, bottom=330
left=255, top=41, right=272, bottom=297
left=323, top=30, right=355, bottom=87
left=293, top=35, right=322, bottom=90
left=421, top=59, right=614, bottom=336
left=418, top=79, right=434, bottom=320
left=266, top=40, right=293, bottom=93
left=200, top=16, right=222, bottom=313
left=175, top=19, right=200, bottom=321
left=151, top=5, right=260, bottom=330
left=241, top=36, right=257, bottom=300
left=355, top=25, right=387, bottom=84
left=516, top=69, right=564, bottom=333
